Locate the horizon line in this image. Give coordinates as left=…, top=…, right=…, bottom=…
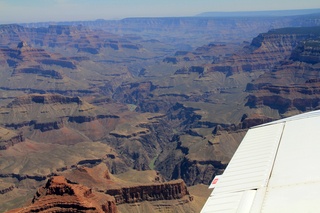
left=2, top=8, right=320, bottom=25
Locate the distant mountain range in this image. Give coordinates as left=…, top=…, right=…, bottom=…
left=197, top=8, right=320, bottom=17
left=19, top=10, right=320, bottom=49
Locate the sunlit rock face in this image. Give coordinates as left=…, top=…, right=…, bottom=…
left=7, top=176, right=118, bottom=213
left=246, top=28, right=320, bottom=115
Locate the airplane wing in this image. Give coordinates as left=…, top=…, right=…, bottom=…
left=201, top=110, right=320, bottom=213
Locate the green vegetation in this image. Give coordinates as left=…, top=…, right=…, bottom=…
left=148, top=154, right=159, bottom=170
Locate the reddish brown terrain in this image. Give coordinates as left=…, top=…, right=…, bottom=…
left=7, top=175, right=117, bottom=213
left=7, top=164, right=198, bottom=213
left=1, top=13, right=320, bottom=213
left=246, top=32, right=320, bottom=116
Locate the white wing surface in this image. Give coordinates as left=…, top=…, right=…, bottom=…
left=201, top=110, right=320, bottom=213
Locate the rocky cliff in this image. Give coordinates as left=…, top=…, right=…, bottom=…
left=206, top=27, right=320, bottom=76
left=246, top=32, right=320, bottom=116
left=0, top=25, right=166, bottom=100
left=290, top=38, right=320, bottom=64
left=7, top=176, right=118, bottom=213
left=7, top=163, right=196, bottom=213
left=0, top=127, right=24, bottom=150
left=0, top=41, right=95, bottom=97
left=0, top=25, right=143, bottom=54
left=8, top=93, right=83, bottom=106
left=60, top=164, right=195, bottom=211
left=1, top=41, right=76, bottom=71
left=21, top=13, right=320, bottom=47
left=106, top=179, right=191, bottom=204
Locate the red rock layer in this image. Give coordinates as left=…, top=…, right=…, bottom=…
left=7, top=176, right=118, bottom=213
left=246, top=54, right=320, bottom=114
left=106, top=179, right=192, bottom=204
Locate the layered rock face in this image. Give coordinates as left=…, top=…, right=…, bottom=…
left=115, top=27, right=320, bottom=114
left=291, top=39, right=320, bottom=64
left=7, top=176, right=118, bottom=213
left=0, top=92, right=191, bottom=212
left=1, top=40, right=75, bottom=71
left=8, top=93, right=83, bottom=106
left=0, top=25, right=142, bottom=53
left=0, top=94, right=114, bottom=138
left=22, top=14, right=320, bottom=47
left=0, top=40, right=89, bottom=97
left=0, top=93, right=169, bottom=172
left=0, top=127, right=24, bottom=150
left=0, top=25, right=145, bottom=100
left=7, top=164, right=194, bottom=213
left=206, top=27, right=320, bottom=76
left=106, top=180, right=191, bottom=204
left=246, top=32, right=320, bottom=116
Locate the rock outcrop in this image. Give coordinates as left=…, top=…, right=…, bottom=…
left=7, top=176, right=118, bottom=213
left=63, top=164, right=194, bottom=209
left=0, top=25, right=143, bottom=54
left=0, top=185, right=14, bottom=195
left=290, top=39, right=320, bottom=64
left=239, top=114, right=274, bottom=129
left=7, top=163, right=195, bottom=213
left=246, top=35, right=320, bottom=115
left=0, top=127, right=24, bottom=150
left=8, top=94, right=83, bottom=106
left=12, top=67, right=63, bottom=79
left=106, top=179, right=191, bottom=204
left=0, top=93, right=121, bottom=145
left=207, top=27, right=320, bottom=76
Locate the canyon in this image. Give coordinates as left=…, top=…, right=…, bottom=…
left=1, top=11, right=320, bottom=212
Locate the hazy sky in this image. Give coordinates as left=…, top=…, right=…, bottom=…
left=0, top=0, right=320, bottom=24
